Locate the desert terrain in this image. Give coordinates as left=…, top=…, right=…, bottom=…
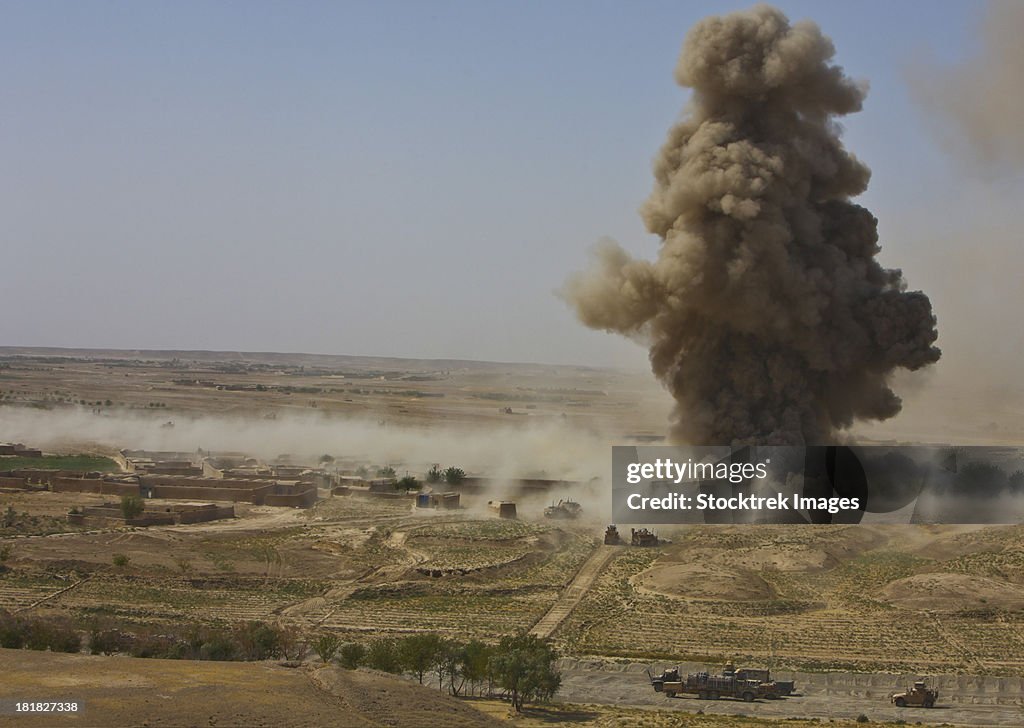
left=1, top=347, right=1023, bottom=726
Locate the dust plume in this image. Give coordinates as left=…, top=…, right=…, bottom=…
left=909, top=0, right=1024, bottom=171
left=0, top=408, right=604, bottom=480
left=563, top=5, right=940, bottom=445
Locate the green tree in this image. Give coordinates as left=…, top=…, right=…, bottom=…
left=377, top=466, right=396, bottom=478
left=460, top=639, right=493, bottom=696
left=365, top=637, right=402, bottom=673
left=396, top=475, right=418, bottom=492
left=488, top=633, right=561, bottom=712
left=426, top=465, right=443, bottom=484
left=437, top=638, right=468, bottom=695
left=120, top=494, right=145, bottom=520
left=398, top=633, right=444, bottom=684
left=444, top=467, right=466, bottom=485
left=313, top=633, right=341, bottom=663
left=338, top=642, right=366, bottom=669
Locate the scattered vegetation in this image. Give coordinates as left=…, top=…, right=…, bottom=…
left=312, top=633, right=341, bottom=663
left=396, top=475, right=419, bottom=491
left=0, top=455, right=119, bottom=472
left=120, top=494, right=145, bottom=520
left=444, top=467, right=466, bottom=485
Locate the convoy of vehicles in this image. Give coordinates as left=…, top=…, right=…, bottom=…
left=647, top=665, right=775, bottom=702
left=648, top=664, right=942, bottom=710
left=734, top=667, right=796, bottom=697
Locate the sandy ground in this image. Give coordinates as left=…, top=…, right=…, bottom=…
left=0, top=649, right=502, bottom=727
left=556, top=659, right=1024, bottom=727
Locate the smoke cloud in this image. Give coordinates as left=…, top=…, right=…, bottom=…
left=563, top=5, right=940, bottom=446
left=909, top=1, right=1024, bottom=172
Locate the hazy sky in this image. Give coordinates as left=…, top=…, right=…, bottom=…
left=1, top=0, right=1014, bottom=369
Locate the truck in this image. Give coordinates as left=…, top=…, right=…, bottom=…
left=647, top=666, right=775, bottom=702
left=890, top=681, right=938, bottom=708
left=631, top=528, right=660, bottom=547
left=544, top=498, right=582, bottom=520
left=488, top=500, right=517, bottom=519
left=734, top=667, right=796, bottom=697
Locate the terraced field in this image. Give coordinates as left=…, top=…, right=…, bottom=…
left=555, top=525, right=1024, bottom=676
left=0, top=495, right=595, bottom=641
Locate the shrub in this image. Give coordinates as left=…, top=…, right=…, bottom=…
left=23, top=617, right=80, bottom=653
left=199, top=630, right=238, bottom=661
left=313, top=633, right=341, bottom=663
left=112, top=553, right=131, bottom=568
left=130, top=633, right=177, bottom=659
left=338, top=642, right=366, bottom=670
left=235, top=621, right=283, bottom=661
left=120, top=494, right=144, bottom=520
left=0, top=611, right=25, bottom=649
left=365, top=638, right=402, bottom=673
left=89, top=628, right=132, bottom=655
left=396, top=475, right=418, bottom=491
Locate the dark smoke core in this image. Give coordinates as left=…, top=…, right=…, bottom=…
left=564, top=5, right=940, bottom=445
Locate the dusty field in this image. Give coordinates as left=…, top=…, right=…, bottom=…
left=2, top=348, right=1024, bottom=725
left=0, top=493, right=595, bottom=641
left=0, top=649, right=945, bottom=728
left=0, top=347, right=671, bottom=438
left=0, top=649, right=502, bottom=727
left=554, top=524, right=1024, bottom=675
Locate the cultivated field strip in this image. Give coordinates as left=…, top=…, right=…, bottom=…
left=558, top=547, right=1024, bottom=674
left=313, top=592, right=554, bottom=637
left=57, top=578, right=284, bottom=621
left=0, top=583, right=66, bottom=610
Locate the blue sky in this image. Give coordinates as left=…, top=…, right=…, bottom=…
left=0, top=0, right=1003, bottom=367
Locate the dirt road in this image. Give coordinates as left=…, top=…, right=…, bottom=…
left=530, top=544, right=621, bottom=639
left=555, top=659, right=1024, bottom=726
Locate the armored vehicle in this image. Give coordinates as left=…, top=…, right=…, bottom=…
left=891, top=681, right=938, bottom=708
left=734, top=667, right=795, bottom=697
left=648, top=666, right=774, bottom=702
left=631, top=527, right=660, bottom=547
left=544, top=498, right=582, bottom=520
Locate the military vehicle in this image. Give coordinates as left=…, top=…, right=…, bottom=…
left=604, top=524, right=621, bottom=545
left=631, top=527, right=660, bottom=546
left=487, top=500, right=517, bottom=519
left=544, top=498, right=582, bottom=520
left=734, top=667, right=796, bottom=697
left=648, top=666, right=775, bottom=702
left=890, top=681, right=938, bottom=708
